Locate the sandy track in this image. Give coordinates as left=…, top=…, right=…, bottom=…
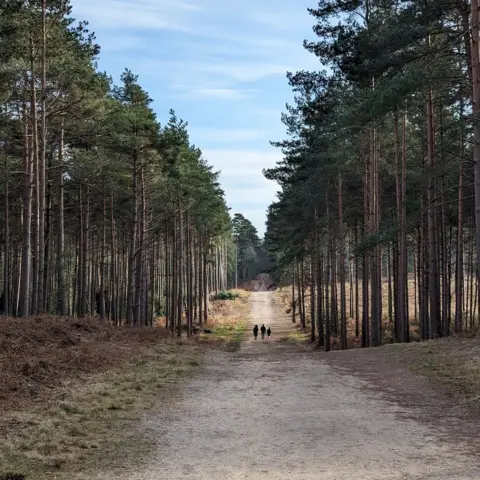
left=91, top=287, right=480, bottom=479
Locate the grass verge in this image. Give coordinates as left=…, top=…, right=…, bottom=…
left=207, top=322, right=245, bottom=351
left=0, top=291, right=252, bottom=479
left=394, top=337, right=480, bottom=408
left=323, top=336, right=480, bottom=428
left=0, top=342, right=200, bottom=479
left=279, top=329, right=309, bottom=344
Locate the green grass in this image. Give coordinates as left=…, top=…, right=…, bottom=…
left=278, top=330, right=309, bottom=344
left=209, top=323, right=245, bottom=351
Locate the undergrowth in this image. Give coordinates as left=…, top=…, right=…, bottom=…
left=215, top=290, right=240, bottom=301
left=0, top=291, right=251, bottom=479
left=279, top=330, right=308, bottom=344
left=0, top=343, right=200, bottom=479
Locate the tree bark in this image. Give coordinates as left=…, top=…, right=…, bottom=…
left=56, top=126, right=67, bottom=315
left=19, top=101, right=33, bottom=317
left=427, top=76, right=441, bottom=339
left=471, top=0, right=480, bottom=326
left=338, top=173, right=347, bottom=350
left=37, top=0, right=47, bottom=314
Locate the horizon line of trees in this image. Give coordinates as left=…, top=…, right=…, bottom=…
left=232, top=213, right=269, bottom=288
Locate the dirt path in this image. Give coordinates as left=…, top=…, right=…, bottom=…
left=90, top=285, right=480, bottom=479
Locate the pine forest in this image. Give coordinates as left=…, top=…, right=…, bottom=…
left=265, top=0, right=480, bottom=351
left=0, top=0, right=265, bottom=334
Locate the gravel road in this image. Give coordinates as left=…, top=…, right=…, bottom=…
left=90, top=282, right=480, bottom=479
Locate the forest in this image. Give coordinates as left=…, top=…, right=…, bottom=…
left=0, top=0, right=265, bottom=333
left=2, top=2, right=480, bottom=477
left=265, top=0, right=480, bottom=350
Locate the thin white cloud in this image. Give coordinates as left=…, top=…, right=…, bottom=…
left=172, top=87, right=257, bottom=101
left=192, top=62, right=291, bottom=83
left=174, top=35, right=296, bottom=59
left=190, top=128, right=267, bottom=143
left=227, top=185, right=277, bottom=205
left=144, top=59, right=293, bottom=85
left=96, top=34, right=146, bottom=53
left=73, top=0, right=200, bottom=31
left=202, top=149, right=280, bottom=177
left=246, top=7, right=314, bottom=33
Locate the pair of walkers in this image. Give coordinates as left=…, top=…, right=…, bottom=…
left=253, top=324, right=271, bottom=340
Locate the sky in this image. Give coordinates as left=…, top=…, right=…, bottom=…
left=71, top=0, right=319, bottom=237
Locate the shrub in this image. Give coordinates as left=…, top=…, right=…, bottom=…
left=216, top=290, right=239, bottom=301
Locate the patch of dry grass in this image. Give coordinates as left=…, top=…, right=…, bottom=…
left=390, top=337, right=480, bottom=407
left=0, top=316, right=176, bottom=411
left=0, top=342, right=200, bottom=479
left=197, top=290, right=250, bottom=351
left=322, top=336, right=480, bottom=448
left=0, top=291, right=253, bottom=478
left=325, top=336, right=480, bottom=416
left=278, top=329, right=309, bottom=344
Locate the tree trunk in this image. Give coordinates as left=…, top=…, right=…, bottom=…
left=362, top=136, right=370, bottom=347
left=354, top=222, right=360, bottom=337
left=19, top=102, right=33, bottom=317
left=310, top=252, right=316, bottom=343
left=291, top=261, right=296, bottom=323
left=471, top=0, right=480, bottom=326
left=338, top=173, right=347, bottom=350
left=203, top=238, right=208, bottom=325
left=325, top=236, right=331, bottom=352
left=456, top=95, right=465, bottom=332
left=99, top=192, right=106, bottom=322
left=3, top=154, right=10, bottom=315
left=37, top=0, right=47, bottom=314
left=402, top=108, right=409, bottom=341
left=127, top=150, right=138, bottom=324
left=427, top=77, right=441, bottom=339
left=43, top=170, right=51, bottom=313
left=110, top=194, right=118, bottom=324
left=135, top=163, right=145, bottom=325
left=395, top=110, right=406, bottom=341
left=31, top=42, right=40, bottom=315
left=55, top=126, right=67, bottom=315
left=316, top=248, right=324, bottom=347
left=370, top=127, right=381, bottom=347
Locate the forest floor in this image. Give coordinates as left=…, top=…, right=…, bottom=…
left=0, top=293, right=248, bottom=479
left=2, top=282, right=480, bottom=479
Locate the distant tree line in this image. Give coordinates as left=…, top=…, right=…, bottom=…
left=231, top=213, right=269, bottom=287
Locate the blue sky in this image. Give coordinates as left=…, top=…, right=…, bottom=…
left=72, top=0, right=319, bottom=236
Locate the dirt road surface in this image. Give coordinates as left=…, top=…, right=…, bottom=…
left=91, top=279, right=480, bottom=479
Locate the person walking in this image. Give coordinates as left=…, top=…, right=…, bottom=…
left=267, top=327, right=271, bottom=339
left=253, top=324, right=259, bottom=340
left=260, top=324, right=266, bottom=339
